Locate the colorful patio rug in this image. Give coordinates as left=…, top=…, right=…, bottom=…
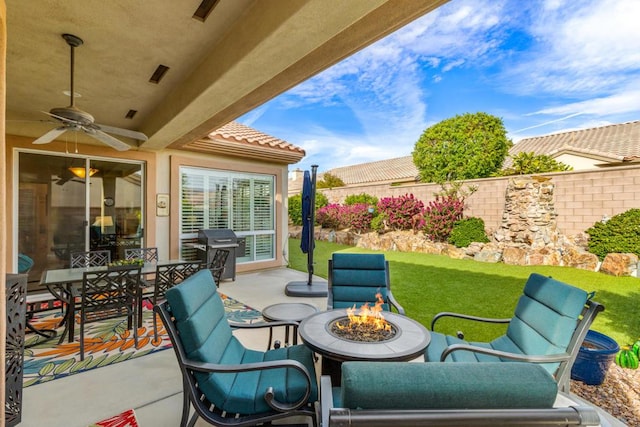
left=23, top=293, right=261, bottom=387
left=89, top=408, right=139, bottom=427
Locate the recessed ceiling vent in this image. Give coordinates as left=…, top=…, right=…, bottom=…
left=149, top=65, right=170, bottom=84
left=125, top=110, right=137, bottom=119
left=193, top=0, right=221, bottom=22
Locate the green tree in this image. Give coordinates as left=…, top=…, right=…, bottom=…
left=412, top=112, right=512, bottom=183
left=498, top=152, right=573, bottom=176
left=316, top=172, right=345, bottom=189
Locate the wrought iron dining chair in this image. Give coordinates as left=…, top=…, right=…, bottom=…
left=327, top=253, right=404, bottom=314
left=79, top=266, right=142, bottom=361
left=209, top=248, right=229, bottom=287
left=146, top=260, right=205, bottom=341
left=69, top=250, right=111, bottom=268
left=125, top=247, right=159, bottom=300
left=426, top=272, right=604, bottom=393
left=124, top=247, right=159, bottom=263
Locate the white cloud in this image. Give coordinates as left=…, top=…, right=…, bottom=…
left=502, top=0, right=640, bottom=98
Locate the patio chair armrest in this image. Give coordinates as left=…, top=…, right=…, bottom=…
left=440, top=344, right=571, bottom=364
left=320, top=375, right=335, bottom=427
left=183, top=357, right=314, bottom=412
left=431, top=311, right=511, bottom=331
left=387, top=291, right=405, bottom=315
left=228, top=320, right=299, bottom=330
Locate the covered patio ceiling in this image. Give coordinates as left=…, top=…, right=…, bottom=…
left=5, top=0, right=447, bottom=152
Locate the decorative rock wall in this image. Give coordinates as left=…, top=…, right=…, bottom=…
left=493, top=177, right=559, bottom=248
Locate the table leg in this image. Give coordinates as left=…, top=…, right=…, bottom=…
left=284, top=325, right=290, bottom=347
left=321, top=357, right=342, bottom=386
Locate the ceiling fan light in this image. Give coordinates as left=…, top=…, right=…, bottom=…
left=68, top=167, right=98, bottom=178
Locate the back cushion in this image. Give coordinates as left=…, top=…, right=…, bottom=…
left=341, top=362, right=557, bottom=409
left=165, top=269, right=241, bottom=364
left=505, top=273, right=588, bottom=359
left=331, top=253, right=389, bottom=309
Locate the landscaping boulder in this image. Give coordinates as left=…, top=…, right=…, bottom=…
left=599, top=253, right=639, bottom=277
left=561, top=247, right=599, bottom=271
left=502, top=247, right=528, bottom=265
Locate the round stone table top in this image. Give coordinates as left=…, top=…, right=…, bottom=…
left=299, top=309, right=430, bottom=362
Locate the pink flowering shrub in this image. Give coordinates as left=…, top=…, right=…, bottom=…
left=422, top=195, right=465, bottom=242
left=342, top=203, right=373, bottom=233
left=377, top=194, right=425, bottom=231
left=316, top=203, right=343, bottom=229
left=316, top=203, right=373, bottom=232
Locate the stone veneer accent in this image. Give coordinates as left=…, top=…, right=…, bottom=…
left=494, top=177, right=559, bottom=248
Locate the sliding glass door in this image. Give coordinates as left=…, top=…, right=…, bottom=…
left=17, top=151, right=144, bottom=289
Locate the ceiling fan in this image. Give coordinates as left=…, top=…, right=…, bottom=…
left=32, top=33, right=148, bottom=151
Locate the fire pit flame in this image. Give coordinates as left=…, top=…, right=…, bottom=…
left=336, top=292, right=391, bottom=332
left=331, top=293, right=396, bottom=342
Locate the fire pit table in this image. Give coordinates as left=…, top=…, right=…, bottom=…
left=299, top=309, right=430, bottom=384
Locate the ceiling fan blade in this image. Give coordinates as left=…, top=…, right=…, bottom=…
left=95, top=123, right=148, bottom=142
left=85, top=129, right=131, bottom=151
left=33, top=127, right=67, bottom=144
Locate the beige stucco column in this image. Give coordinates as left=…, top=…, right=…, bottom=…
left=1, top=1, right=8, bottom=422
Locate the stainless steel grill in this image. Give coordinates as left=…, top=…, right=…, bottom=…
left=196, top=229, right=242, bottom=281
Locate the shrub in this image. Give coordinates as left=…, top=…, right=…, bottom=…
left=344, top=193, right=378, bottom=206
left=342, top=203, right=374, bottom=233
left=423, top=195, right=465, bottom=242
left=377, top=194, right=425, bottom=231
left=448, top=217, right=489, bottom=247
left=288, top=194, right=303, bottom=225
left=371, top=214, right=386, bottom=233
left=316, top=203, right=343, bottom=229
left=288, top=192, right=328, bottom=226
left=586, top=209, right=640, bottom=260
left=315, top=191, right=329, bottom=209
left=316, top=172, right=345, bottom=189
left=316, top=203, right=373, bottom=232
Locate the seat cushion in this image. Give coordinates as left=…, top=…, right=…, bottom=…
left=340, top=362, right=557, bottom=410
left=197, top=344, right=319, bottom=415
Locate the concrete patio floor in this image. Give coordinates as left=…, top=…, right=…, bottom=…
left=19, top=267, right=624, bottom=427
left=21, top=267, right=326, bottom=427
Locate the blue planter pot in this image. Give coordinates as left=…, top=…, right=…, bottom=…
left=571, top=330, right=619, bottom=386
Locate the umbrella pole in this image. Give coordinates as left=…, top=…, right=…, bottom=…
left=285, top=164, right=328, bottom=297
left=307, top=164, right=317, bottom=284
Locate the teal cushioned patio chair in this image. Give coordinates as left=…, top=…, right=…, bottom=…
left=328, top=253, right=404, bottom=314
left=320, top=361, right=601, bottom=426
left=155, top=269, right=318, bottom=427
left=426, top=273, right=604, bottom=393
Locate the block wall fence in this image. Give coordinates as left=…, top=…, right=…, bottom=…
left=317, top=165, right=640, bottom=237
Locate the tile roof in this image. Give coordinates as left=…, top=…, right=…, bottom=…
left=183, top=121, right=305, bottom=164
left=509, top=120, right=640, bottom=165
left=322, top=156, right=419, bottom=185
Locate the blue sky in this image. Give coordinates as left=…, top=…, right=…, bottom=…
left=239, top=0, right=640, bottom=174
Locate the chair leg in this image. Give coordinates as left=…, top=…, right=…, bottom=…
left=79, top=314, right=85, bottom=361
left=181, top=378, right=193, bottom=427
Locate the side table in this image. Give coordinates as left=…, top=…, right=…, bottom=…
left=262, top=302, right=319, bottom=348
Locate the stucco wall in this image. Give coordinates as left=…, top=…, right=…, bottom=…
left=317, top=165, right=640, bottom=237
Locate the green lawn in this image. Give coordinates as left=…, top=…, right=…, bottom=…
left=288, top=238, right=640, bottom=346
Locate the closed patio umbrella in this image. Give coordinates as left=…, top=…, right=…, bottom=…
left=300, top=170, right=312, bottom=254
left=285, top=165, right=327, bottom=297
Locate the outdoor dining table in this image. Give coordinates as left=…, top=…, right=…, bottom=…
left=40, top=259, right=187, bottom=344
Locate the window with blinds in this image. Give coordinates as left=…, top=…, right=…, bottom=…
left=179, top=167, right=275, bottom=263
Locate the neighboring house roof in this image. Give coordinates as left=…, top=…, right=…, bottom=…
left=183, top=121, right=305, bottom=164
left=508, top=120, right=640, bottom=167
left=321, top=156, right=419, bottom=185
